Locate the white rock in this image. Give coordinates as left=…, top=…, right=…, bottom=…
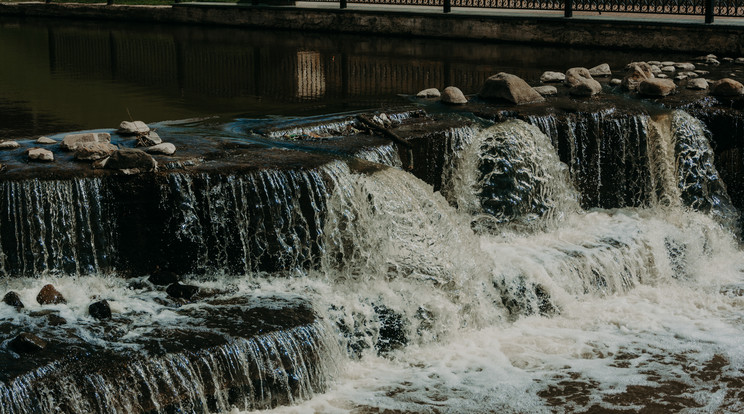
left=540, top=71, right=565, bottom=83
left=61, top=132, right=111, bottom=151
left=36, top=137, right=56, bottom=144
left=146, top=143, right=177, bottom=156
left=118, top=121, right=150, bottom=135
left=661, top=66, right=676, bottom=73
left=74, top=142, right=118, bottom=161
left=656, top=73, right=669, bottom=79
left=0, top=141, right=20, bottom=150
left=736, top=57, right=744, bottom=65
left=533, top=85, right=558, bottom=96
left=650, top=65, right=662, bottom=74
left=661, top=61, right=675, bottom=67
left=416, top=88, right=441, bottom=98
left=588, top=63, right=611, bottom=77
left=610, top=78, right=622, bottom=86
left=648, top=61, right=662, bottom=66
left=28, top=148, right=53, bottom=162
left=687, top=78, right=709, bottom=90
left=441, top=86, right=468, bottom=104
left=675, top=62, right=695, bottom=71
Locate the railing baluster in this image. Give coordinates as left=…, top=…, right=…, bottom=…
left=564, top=0, right=572, bottom=16
left=705, top=0, right=714, bottom=22
left=341, top=0, right=347, bottom=8
left=444, top=0, right=452, bottom=13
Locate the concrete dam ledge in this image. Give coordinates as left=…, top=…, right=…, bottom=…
left=1, top=2, right=743, bottom=54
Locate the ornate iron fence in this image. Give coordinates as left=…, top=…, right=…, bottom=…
left=325, top=0, right=744, bottom=21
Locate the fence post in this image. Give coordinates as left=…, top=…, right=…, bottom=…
left=107, top=0, right=113, bottom=5
left=444, top=0, right=451, bottom=13
left=564, top=0, right=572, bottom=17
left=705, top=0, right=714, bottom=23
left=340, top=0, right=347, bottom=8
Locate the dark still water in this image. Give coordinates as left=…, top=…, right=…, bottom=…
left=0, top=16, right=697, bottom=139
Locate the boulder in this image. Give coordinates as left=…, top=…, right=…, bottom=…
left=0, top=141, right=20, bottom=150
left=565, top=67, right=602, bottom=96
left=36, top=137, right=56, bottom=144
left=736, top=57, right=744, bottom=65
left=146, top=143, right=177, bottom=156
left=610, top=78, right=622, bottom=86
left=533, top=85, right=558, bottom=96
left=674, top=74, right=689, bottom=81
left=103, top=149, right=158, bottom=173
left=440, top=86, right=467, bottom=104
left=3, top=291, right=24, bottom=308
left=416, top=88, right=441, bottom=98
left=723, top=57, right=734, bottom=63
left=61, top=132, right=111, bottom=151
left=622, top=62, right=654, bottom=92
left=695, top=70, right=710, bottom=76
left=650, top=65, right=662, bottom=74
left=148, top=268, right=180, bottom=286
left=638, top=78, right=677, bottom=97
left=166, top=282, right=199, bottom=300
left=36, top=284, right=66, bottom=305
left=9, top=333, right=47, bottom=353
left=706, top=57, right=721, bottom=65
left=661, top=61, right=675, bottom=66
left=118, top=120, right=150, bottom=135
left=648, top=60, right=662, bottom=66
left=710, top=78, right=744, bottom=97
left=675, top=62, right=695, bottom=71
left=136, top=131, right=162, bottom=147
left=89, top=300, right=112, bottom=320
left=28, top=148, right=54, bottom=162
left=661, top=66, right=676, bottom=73
left=588, top=63, right=611, bottom=77
left=480, top=73, right=544, bottom=104
left=74, top=142, right=118, bottom=161
left=656, top=73, right=669, bottom=79
left=540, top=71, right=565, bottom=83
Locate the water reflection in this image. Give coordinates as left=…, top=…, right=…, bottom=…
left=0, top=16, right=695, bottom=138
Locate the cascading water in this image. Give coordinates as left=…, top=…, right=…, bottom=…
left=3, top=106, right=744, bottom=413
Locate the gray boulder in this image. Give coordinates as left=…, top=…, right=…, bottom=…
left=61, top=132, right=111, bottom=151
left=36, top=137, right=56, bottom=145
left=675, top=62, right=695, bottom=71
left=540, top=71, right=565, bottom=83
left=102, top=149, right=157, bottom=173
left=710, top=78, right=744, bottom=96
left=28, top=148, right=54, bottom=162
left=638, top=78, right=677, bottom=97
left=0, top=141, right=20, bottom=150
left=136, top=131, right=162, bottom=147
left=441, top=86, right=468, bottom=104
left=565, top=67, right=602, bottom=96
left=588, top=63, right=611, bottom=77
left=416, top=88, right=441, bottom=98
left=533, top=85, right=558, bottom=96
left=480, top=73, right=545, bottom=104
left=118, top=121, right=150, bottom=135
left=687, top=78, right=709, bottom=90
left=146, top=143, right=177, bottom=155
left=74, top=142, right=118, bottom=161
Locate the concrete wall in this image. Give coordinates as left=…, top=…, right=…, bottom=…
left=1, top=2, right=742, bottom=54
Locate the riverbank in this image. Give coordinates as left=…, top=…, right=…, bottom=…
left=1, top=1, right=743, bottom=53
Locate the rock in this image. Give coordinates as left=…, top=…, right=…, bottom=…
left=648, top=60, right=662, bottom=66
left=36, top=284, right=66, bottom=305
left=661, top=61, right=675, bottom=67
left=533, top=85, right=558, bottom=96
left=565, top=67, right=602, bottom=96
left=47, top=313, right=67, bottom=326
left=136, top=131, right=162, bottom=147
left=639, top=78, right=677, bottom=97
left=166, top=282, right=199, bottom=300
left=148, top=268, right=180, bottom=286
left=675, top=62, right=695, bottom=71
left=622, top=62, right=654, bottom=92
left=28, top=148, right=54, bottom=162
left=710, top=78, right=744, bottom=96
left=540, top=71, right=565, bottom=83
left=610, top=78, right=622, bottom=86
left=61, top=132, right=111, bottom=151
left=89, top=300, right=112, bottom=320
left=480, top=73, right=545, bottom=104
left=103, top=149, right=158, bottom=173
left=650, top=65, right=662, bottom=74
left=674, top=74, right=689, bottom=81
left=118, top=120, right=150, bottom=135
left=723, top=57, right=734, bottom=63
left=9, top=333, right=47, bottom=353
left=736, top=57, right=744, bottom=65
left=0, top=141, right=20, bottom=150
left=36, top=136, right=56, bottom=144
left=588, top=63, right=611, bottom=77
left=3, top=291, right=24, bottom=308
left=683, top=71, right=699, bottom=78
left=695, top=70, right=710, bottom=76
left=416, top=88, right=441, bottom=98
left=145, top=143, right=176, bottom=156
left=440, top=86, right=467, bottom=104
left=705, top=54, right=717, bottom=60
left=74, top=142, right=118, bottom=161
left=661, top=66, right=676, bottom=73
left=656, top=74, right=669, bottom=79
left=707, top=57, right=721, bottom=65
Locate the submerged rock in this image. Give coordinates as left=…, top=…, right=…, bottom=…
left=102, top=149, right=157, bottom=173
left=639, top=78, right=677, bottom=97
left=89, top=300, right=112, bottom=320
left=480, top=72, right=544, bottom=104
left=565, top=67, right=602, bottom=97
left=61, top=132, right=111, bottom=151
left=540, top=71, right=565, bottom=83
left=0, top=141, right=20, bottom=150
left=74, top=142, right=118, bottom=161
left=440, top=86, right=467, bottom=104
left=28, top=148, right=54, bottom=162
left=35, top=136, right=56, bottom=145
left=3, top=291, right=24, bottom=308
left=166, top=282, right=199, bottom=300
left=9, top=333, right=47, bottom=353
left=146, top=142, right=176, bottom=155
left=149, top=268, right=180, bottom=286
left=118, top=120, right=150, bottom=135
left=710, top=78, right=744, bottom=96
left=416, top=88, right=441, bottom=98
left=36, top=284, right=66, bottom=305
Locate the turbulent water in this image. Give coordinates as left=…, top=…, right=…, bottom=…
left=3, top=108, right=744, bottom=413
